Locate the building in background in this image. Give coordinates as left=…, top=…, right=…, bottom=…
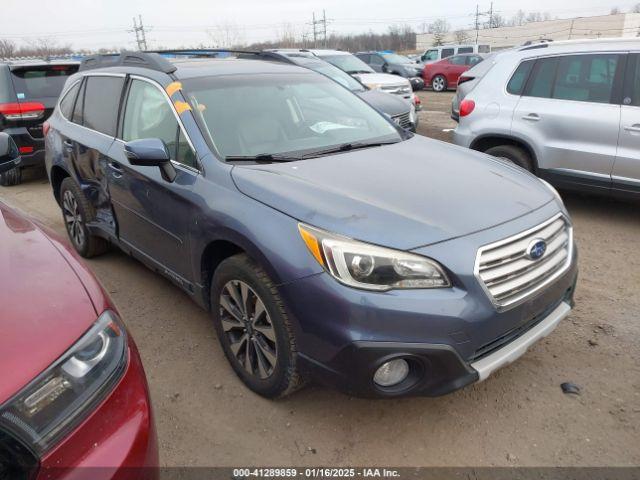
left=416, top=13, right=640, bottom=51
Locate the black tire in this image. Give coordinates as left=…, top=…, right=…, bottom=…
left=432, top=74, right=447, bottom=92
left=210, top=254, right=303, bottom=398
left=0, top=167, right=22, bottom=186
left=59, top=177, right=109, bottom=258
left=485, top=145, right=534, bottom=172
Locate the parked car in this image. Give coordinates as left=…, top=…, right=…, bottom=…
left=422, top=53, right=484, bottom=92
left=46, top=51, right=577, bottom=399
left=263, top=49, right=418, bottom=131
left=307, top=49, right=415, bottom=103
left=0, top=133, right=158, bottom=480
left=355, top=51, right=424, bottom=90
left=451, top=53, right=497, bottom=120
left=453, top=38, right=640, bottom=199
left=0, top=59, right=79, bottom=186
left=418, top=44, right=490, bottom=64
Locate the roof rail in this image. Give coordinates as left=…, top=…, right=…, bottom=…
left=519, top=43, right=550, bottom=51
left=79, top=51, right=177, bottom=73
left=146, top=49, right=263, bottom=58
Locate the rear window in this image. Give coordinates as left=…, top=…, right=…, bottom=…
left=9, top=65, right=78, bottom=100
left=458, top=47, right=474, bottom=54
left=441, top=48, right=455, bottom=59
left=507, top=60, right=534, bottom=95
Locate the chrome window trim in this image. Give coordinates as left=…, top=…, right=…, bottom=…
left=473, top=212, right=574, bottom=311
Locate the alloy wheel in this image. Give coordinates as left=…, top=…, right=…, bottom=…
left=219, top=280, right=278, bottom=379
left=433, top=76, right=445, bottom=92
left=62, top=190, right=85, bottom=248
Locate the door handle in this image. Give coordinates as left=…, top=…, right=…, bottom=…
left=108, top=161, right=123, bottom=178
left=624, top=124, right=640, bottom=133
left=63, top=140, right=74, bottom=150
left=522, top=113, right=540, bottom=121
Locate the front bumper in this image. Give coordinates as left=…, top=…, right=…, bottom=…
left=36, top=339, right=158, bottom=480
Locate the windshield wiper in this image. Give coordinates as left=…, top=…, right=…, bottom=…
left=225, top=153, right=300, bottom=163
left=303, top=140, right=399, bottom=159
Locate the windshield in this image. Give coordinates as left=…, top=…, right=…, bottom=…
left=382, top=53, right=411, bottom=64
left=183, top=73, right=401, bottom=159
left=423, top=50, right=439, bottom=61
left=305, top=62, right=366, bottom=92
left=316, top=54, right=374, bottom=74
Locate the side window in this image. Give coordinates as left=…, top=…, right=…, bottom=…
left=450, top=56, right=466, bottom=65
left=467, top=55, right=483, bottom=66
left=356, top=54, right=370, bottom=63
left=626, top=54, right=640, bottom=106
left=507, top=60, right=534, bottom=95
left=122, top=79, right=196, bottom=169
left=83, top=76, right=125, bottom=136
left=552, top=54, right=619, bottom=104
left=458, top=47, right=473, bottom=54
left=71, top=79, right=86, bottom=125
left=441, top=48, right=455, bottom=59
left=370, top=55, right=385, bottom=66
left=525, top=57, right=559, bottom=98
left=423, top=50, right=438, bottom=61
left=59, top=81, right=81, bottom=119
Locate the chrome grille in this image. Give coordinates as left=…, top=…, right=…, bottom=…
left=475, top=214, right=573, bottom=309
left=391, top=111, right=412, bottom=129
left=380, top=84, right=412, bottom=95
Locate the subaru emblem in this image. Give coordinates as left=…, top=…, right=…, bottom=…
left=526, top=239, right=547, bottom=260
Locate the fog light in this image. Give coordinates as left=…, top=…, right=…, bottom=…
left=373, top=359, right=409, bottom=387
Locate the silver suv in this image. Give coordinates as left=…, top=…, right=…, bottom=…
left=453, top=39, right=640, bottom=199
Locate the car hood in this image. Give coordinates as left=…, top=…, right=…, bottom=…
left=231, top=136, right=554, bottom=250
left=0, top=203, right=97, bottom=404
left=353, top=72, right=409, bottom=86
left=357, top=90, right=410, bottom=116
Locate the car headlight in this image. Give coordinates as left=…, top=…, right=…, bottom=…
left=365, top=83, right=382, bottom=91
left=299, top=224, right=451, bottom=291
left=0, top=310, right=127, bottom=455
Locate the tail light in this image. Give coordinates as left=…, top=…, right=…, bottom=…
left=43, top=121, right=51, bottom=136
left=19, top=146, right=34, bottom=154
left=458, top=76, right=474, bottom=85
left=459, top=99, right=475, bottom=117
left=413, top=94, right=421, bottom=106
left=0, top=102, right=45, bottom=121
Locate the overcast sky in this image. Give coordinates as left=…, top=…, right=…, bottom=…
left=1, top=0, right=638, bottom=50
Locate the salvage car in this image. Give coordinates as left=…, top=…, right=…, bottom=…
left=0, top=58, right=78, bottom=185
left=0, top=133, right=158, bottom=479
left=45, top=51, right=577, bottom=399
left=422, top=53, right=484, bottom=92
left=355, top=51, right=424, bottom=90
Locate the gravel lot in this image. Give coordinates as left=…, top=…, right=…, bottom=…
left=1, top=90, right=639, bottom=467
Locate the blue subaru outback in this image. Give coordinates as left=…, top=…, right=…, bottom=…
left=44, top=51, right=578, bottom=398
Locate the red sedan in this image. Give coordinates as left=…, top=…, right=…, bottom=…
left=0, top=200, right=158, bottom=480
left=422, top=54, right=484, bottom=92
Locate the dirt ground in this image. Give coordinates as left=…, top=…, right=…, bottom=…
left=1, top=90, right=639, bottom=468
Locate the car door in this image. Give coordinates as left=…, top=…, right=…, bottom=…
left=369, top=54, right=386, bottom=73
left=511, top=53, right=623, bottom=190
left=107, top=76, right=199, bottom=286
left=446, top=56, right=468, bottom=87
left=65, top=75, right=124, bottom=231
left=612, top=52, right=640, bottom=195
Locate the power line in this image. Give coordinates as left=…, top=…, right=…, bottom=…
left=309, top=10, right=329, bottom=47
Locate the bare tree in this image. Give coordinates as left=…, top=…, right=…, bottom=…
left=610, top=7, right=620, bottom=15
left=454, top=29, right=470, bottom=44
left=510, top=9, right=526, bottom=26
left=489, top=13, right=506, bottom=28
left=0, top=39, right=16, bottom=59
left=275, top=23, right=297, bottom=48
left=633, top=3, right=640, bottom=13
left=427, top=19, right=450, bottom=46
left=526, top=12, right=543, bottom=23
left=206, top=22, right=245, bottom=48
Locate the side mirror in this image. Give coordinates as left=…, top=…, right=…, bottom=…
left=0, top=133, right=20, bottom=174
left=381, top=63, right=388, bottom=72
left=124, top=138, right=176, bottom=182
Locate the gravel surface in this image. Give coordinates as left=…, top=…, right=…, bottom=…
left=1, top=90, right=638, bottom=467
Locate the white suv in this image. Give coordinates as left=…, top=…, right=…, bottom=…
left=453, top=39, right=640, bottom=199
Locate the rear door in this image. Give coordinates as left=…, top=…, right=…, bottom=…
left=446, top=56, right=468, bottom=87
left=107, top=76, right=198, bottom=285
left=511, top=53, right=623, bottom=191
left=612, top=52, right=640, bottom=195
left=67, top=74, right=125, bottom=229
left=369, top=54, right=385, bottom=73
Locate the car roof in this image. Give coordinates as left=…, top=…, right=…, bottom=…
left=308, top=49, right=351, bottom=56
left=504, top=37, right=640, bottom=62
left=1, top=58, right=80, bottom=68
left=167, top=57, right=310, bottom=79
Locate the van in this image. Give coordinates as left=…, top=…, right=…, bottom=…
left=419, top=44, right=490, bottom=64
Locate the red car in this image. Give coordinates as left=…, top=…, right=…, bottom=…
left=422, top=54, right=484, bottom=92
left=0, top=197, right=158, bottom=479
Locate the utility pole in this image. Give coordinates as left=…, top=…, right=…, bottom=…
left=487, top=2, right=494, bottom=29
left=475, top=4, right=480, bottom=44
left=310, top=11, right=328, bottom=48
left=130, top=15, right=148, bottom=51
